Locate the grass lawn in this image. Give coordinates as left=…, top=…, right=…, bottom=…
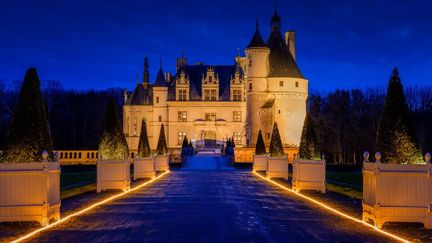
left=326, top=171, right=363, bottom=200
left=61, top=171, right=96, bottom=189
left=60, top=171, right=97, bottom=199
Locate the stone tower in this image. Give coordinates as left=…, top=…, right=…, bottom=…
left=246, top=10, right=308, bottom=147
left=245, top=19, right=270, bottom=146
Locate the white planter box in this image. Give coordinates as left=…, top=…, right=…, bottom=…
left=97, top=159, right=131, bottom=193
left=134, top=157, right=155, bottom=180
left=266, top=156, right=288, bottom=180
left=0, top=162, right=60, bottom=226
left=154, top=155, right=169, bottom=172
left=363, top=162, right=432, bottom=228
left=292, top=159, right=326, bottom=193
left=253, top=154, right=268, bottom=172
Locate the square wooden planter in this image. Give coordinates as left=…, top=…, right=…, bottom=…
left=133, top=157, right=155, bottom=180
left=292, top=159, right=326, bottom=193
left=0, top=162, right=61, bottom=226
left=363, top=162, right=432, bottom=228
left=154, top=155, right=169, bottom=172
left=253, top=154, right=268, bottom=172
left=97, top=159, right=131, bottom=193
left=266, top=156, right=288, bottom=180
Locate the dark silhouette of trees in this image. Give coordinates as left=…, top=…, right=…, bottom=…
left=2, top=68, right=53, bottom=162
left=137, top=120, right=151, bottom=158
left=376, top=68, right=422, bottom=164
left=156, top=124, right=167, bottom=155
left=98, top=99, right=129, bottom=160
left=255, top=130, right=267, bottom=155
left=269, top=122, right=284, bottom=157
left=298, top=112, right=320, bottom=160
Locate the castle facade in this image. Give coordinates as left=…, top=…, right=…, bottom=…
left=123, top=10, right=308, bottom=153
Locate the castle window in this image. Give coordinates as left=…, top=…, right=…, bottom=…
left=178, top=131, right=187, bottom=145
left=178, top=111, right=187, bottom=122
left=278, top=110, right=281, bottom=114
left=205, top=113, right=216, bottom=121
left=209, top=76, right=212, bottom=83
left=233, top=89, right=242, bottom=101
left=249, top=60, right=252, bottom=67
left=156, top=96, right=159, bottom=103
left=211, top=90, right=217, bottom=101
left=178, top=89, right=187, bottom=101
left=295, top=81, right=299, bottom=87
left=233, top=111, right=242, bottom=122
left=133, top=119, right=137, bottom=136
left=280, top=81, right=284, bottom=87
left=233, top=131, right=242, bottom=145
left=158, top=116, right=162, bottom=122
left=267, top=132, right=270, bottom=139
left=249, top=83, right=252, bottom=91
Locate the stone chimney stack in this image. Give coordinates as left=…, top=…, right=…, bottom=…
left=285, top=31, right=296, bottom=60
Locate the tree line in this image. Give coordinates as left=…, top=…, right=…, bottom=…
left=0, top=80, right=124, bottom=150
left=308, top=85, right=432, bottom=165
left=1, top=79, right=431, bottom=164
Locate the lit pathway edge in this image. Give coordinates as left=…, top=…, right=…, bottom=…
left=12, top=170, right=170, bottom=243
left=252, top=172, right=410, bottom=243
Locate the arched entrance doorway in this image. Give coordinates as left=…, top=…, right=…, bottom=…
left=204, top=130, right=217, bottom=147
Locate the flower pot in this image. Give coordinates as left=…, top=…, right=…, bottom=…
left=97, top=159, right=131, bottom=192
left=253, top=154, right=268, bottom=172
left=154, top=155, right=169, bottom=172
left=292, top=159, right=325, bottom=193
left=134, top=157, right=155, bottom=180
left=266, top=156, right=288, bottom=180
left=363, top=161, right=432, bottom=228
left=0, top=162, right=60, bottom=226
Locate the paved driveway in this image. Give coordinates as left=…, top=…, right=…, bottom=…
left=26, top=156, right=394, bottom=242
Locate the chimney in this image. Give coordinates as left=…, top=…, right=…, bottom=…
left=165, top=72, right=171, bottom=82
left=285, top=31, right=296, bottom=61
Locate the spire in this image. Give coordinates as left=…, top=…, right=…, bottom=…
left=246, top=18, right=267, bottom=49
left=143, top=57, right=149, bottom=84
left=154, top=57, right=168, bottom=87
left=271, top=1, right=281, bottom=33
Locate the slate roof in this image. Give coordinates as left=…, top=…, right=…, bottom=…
left=168, top=64, right=243, bottom=101
left=126, top=84, right=153, bottom=105
left=153, top=67, right=169, bottom=87
left=266, top=21, right=304, bottom=78
left=247, top=21, right=267, bottom=49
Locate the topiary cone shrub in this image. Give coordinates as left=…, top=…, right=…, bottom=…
left=376, top=68, right=422, bottom=164
left=269, top=122, right=285, bottom=157
left=98, top=99, right=129, bottom=160
left=2, top=68, right=54, bottom=163
left=181, top=136, right=188, bottom=148
left=156, top=124, right=167, bottom=155
left=137, top=120, right=151, bottom=158
left=298, top=112, right=320, bottom=160
left=255, top=130, right=267, bottom=155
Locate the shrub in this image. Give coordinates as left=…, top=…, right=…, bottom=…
left=137, top=120, right=151, bottom=157
left=2, top=68, right=53, bottom=163
left=376, top=68, right=422, bottom=164
left=156, top=124, right=167, bottom=155
left=255, top=130, right=267, bottom=155
left=269, top=122, right=285, bottom=157
left=98, top=99, right=129, bottom=159
left=298, top=112, right=320, bottom=160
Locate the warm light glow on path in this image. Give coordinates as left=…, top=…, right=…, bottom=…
left=252, top=171, right=410, bottom=243
left=12, top=170, right=170, bottom=243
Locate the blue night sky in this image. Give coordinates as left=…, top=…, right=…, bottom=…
left=0, top=0, right=431, bottom=91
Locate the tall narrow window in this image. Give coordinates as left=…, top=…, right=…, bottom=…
left=210, top=89, right=217, bottom=101
left=204, top=90, right=211, bottom=101
left=249, top=83, right=252, bottom=91
left=156, top=96, right=159, bottom=103
left=233, top=111, right=242, bottom=122
left=233, top=90, right=242, bottom=101
left=158, top=115, right=162, bottom=122
left=178, top=131, right=186, bottom=145
left=178, top=89, right=187, bottom=101
left=295, top=81, right=299, bottom=87
left=233, top=131, right=242, bottom=145
left=178, top=111, right=187, bottom=122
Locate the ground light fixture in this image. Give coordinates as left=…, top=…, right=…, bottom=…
left=11, top=170, right=170, bottom=243
left=252, top=171, right=410, bottom=243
